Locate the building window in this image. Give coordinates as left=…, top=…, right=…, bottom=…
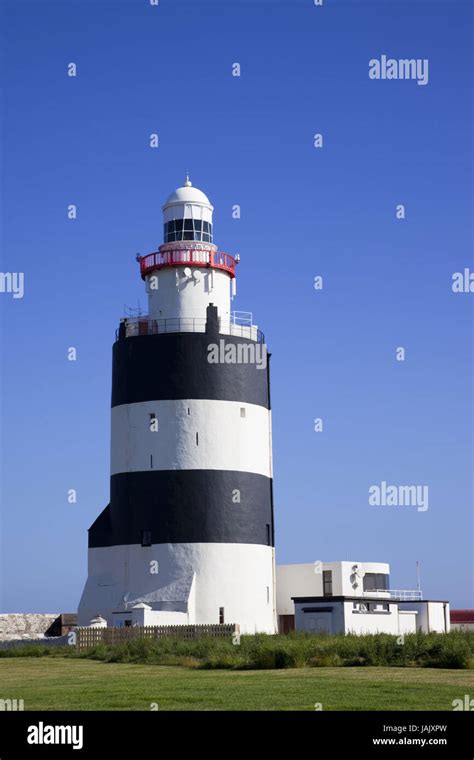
left=266, top=523, right=271, bottom=546
left=187, top=407, right=191, bottom=415
left=266, top=586, right=270, bottom=604
left=219, top=607, right=225, bottom=624
left=240, top=407, right=246, bottom=418
left=150, top=454, right=153, bottom=469
left=353, top=602, right=390, bottom=614
left=124, top=620, right=132, bottom=627
left=196, top=432, right=199, bottom=445
left=323, top=570, right=333, bottom=597
left=363, top=573, right=389, bottom=591
left=141, top=530, right=152, bottom=547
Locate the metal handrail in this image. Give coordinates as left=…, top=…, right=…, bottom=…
left=115, top=317, right=265, bottom=344
left=389, top=590, right=423, bottom=601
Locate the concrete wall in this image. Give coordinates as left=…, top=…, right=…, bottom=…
left=451, top=622, right=474, bottom=631
left=294, top=600, right=344, bottom=634
left=0, top=635, right=70, bottom=650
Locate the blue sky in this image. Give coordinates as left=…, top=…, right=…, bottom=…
left=1, top=0, right=472, bottom=612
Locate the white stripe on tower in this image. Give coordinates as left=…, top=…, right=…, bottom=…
left=110, top=399, right=272, bottom=476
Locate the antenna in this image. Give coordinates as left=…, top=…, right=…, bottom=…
left=416, top=560, right=421, bottom=592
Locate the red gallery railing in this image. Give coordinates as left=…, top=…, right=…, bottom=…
left=139, top=248, right=236, bottom=279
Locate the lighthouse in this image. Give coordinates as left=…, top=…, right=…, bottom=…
left=78, top=177, right=277, bottom=634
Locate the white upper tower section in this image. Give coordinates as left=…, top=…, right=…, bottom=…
left=141, top=177, right=237, bottom=324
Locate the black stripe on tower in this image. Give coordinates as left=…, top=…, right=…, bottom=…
left=112, top=315, right=270, bottom=408
left=88, top=471, right=275, bottom=548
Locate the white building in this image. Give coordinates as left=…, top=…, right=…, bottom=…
left=277, top=561, right=449, bottom=635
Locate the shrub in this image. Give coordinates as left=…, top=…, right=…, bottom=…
left=0, top=630, right=472, bottom=670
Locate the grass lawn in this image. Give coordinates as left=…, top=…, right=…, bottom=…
left=0, top=658, right=472, bottom=710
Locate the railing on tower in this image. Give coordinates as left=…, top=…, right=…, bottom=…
left=139, top=248, right=236, bottom=279
left=115, top=315, right=265, bottom=344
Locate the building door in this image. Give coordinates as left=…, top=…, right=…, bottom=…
left=304, top=612, right=332, bottom=634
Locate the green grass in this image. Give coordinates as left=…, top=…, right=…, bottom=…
left=0, top=658, right=473, bottom=710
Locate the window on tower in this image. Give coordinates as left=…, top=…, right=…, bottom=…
left=141, top=530, right=152, bottom=547
left=164, top=219, right=212, bottom=244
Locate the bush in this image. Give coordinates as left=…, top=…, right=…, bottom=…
left=1, top=630, right=472, bottom=670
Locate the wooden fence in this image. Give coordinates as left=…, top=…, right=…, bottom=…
left=75, top=623, right=239, bottom=651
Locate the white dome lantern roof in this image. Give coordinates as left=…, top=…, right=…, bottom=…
left=163, top=174, right=213, bottom=211
left=162, top=175, right=214, bottom=245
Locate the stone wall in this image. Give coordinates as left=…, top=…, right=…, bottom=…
left=0, top=614, right=59, bottom=641
left=0, top=635, right=70, bottom=650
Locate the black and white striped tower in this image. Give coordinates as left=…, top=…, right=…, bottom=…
left=78, top=177, right=276, bottom=634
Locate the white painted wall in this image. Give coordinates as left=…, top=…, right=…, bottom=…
left=338, top=562, right=391, bottom=598
left=113, top=608, right=189, bottom=627
left=276, top=564, right=321, bottom=615
left=295, top=600, right=419, bottom=636
left=78, top=542, right=276, bottom=634
left=276, top=561, right=391, bottom=616
left=344, top=601, right=399, bottom=635
left=399, top=601, right=450, bottom=633
left=111, top=399, right=272, bottom=477
left=147, top=265, right=231, bottom=322
left=398, top=610, right=418, bottom=634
